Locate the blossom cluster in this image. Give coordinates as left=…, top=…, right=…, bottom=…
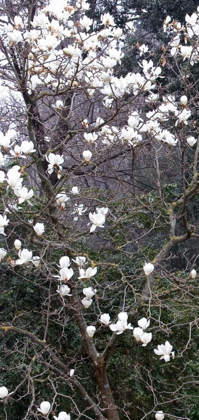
left=56, top=255, right=97, bottom=299
left=164, top=8, right=199, bottom=65
left=87, top=311, right=174, bottom=362
left=0, top=0, right=188, bottom=156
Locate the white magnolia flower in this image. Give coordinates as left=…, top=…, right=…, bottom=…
left=128, top=113, right=140, bottom=129
left=54, top=412, right=71, bottom=420
left=38, top=35, right=59, bottom=51
left=110, top=312, right=133, bottom=335
left=113, top=27, right=123, bottom=38
left=89, top=211, right=106, bottom=233
left=10, top=145, right=23, bottom=158
left=190, top=269, right=197, bottom=279
left=69, top=369, right=74, bottom=377
left=46, top=153, right=64, bottom=174
left=7, top=128, right=17, bottom=140
left=96, top=207, right=109, bottom=215
left=32, top=12, right=48, bottom=28
left=81, top=119, right=89, bottom=129
left=180, top=45, right=193, bottom=60
left=141, top=332, right=152, bottom=346
left=32, top=256, right=40, bottom=267
left=0, top=215, right=9, bottom=235
left=86, top=325, right=96, bottom=338
left=73, top=204, right=87, bottom=221
left=101, top=13, right=115, bottom=27
left=72, top=256, right=86, bottom=267
left=56, top=193, right=70, bottom=209
left=59, top=256, right=70, bottom=268
left=55, top=267, right=74, bottom=282
left=14, top=186, right=34, bottom=204
left=162, top=134, right=178, bottom=147
left=83, top=150, right=92, bottom=162
left=138, top=317, right=150, bottom=330
left=25, top=29, right=39, bottom=42
left=82, top=297, right=93, bottom=308
left=54, top=100, right=64, bottom=109
left=83, top=286, right=96, bottom=300
left=143, top=263, right=154, bottom=276
left=154, top=341, right=175, bottom=362
left=84, top=133, right=98, bottom=144
left=0, top=248, right=7, bottom=262
left=71, top=186, right=80, bottom=195
left=139, top=44, right=149, bottom=55
left=63, top=45, right=81, bottom=59
left=14, top=16, right=23, bottom=29
left=16, top=249, right=33, bottom=265
left=155, top=411, right=165, bottom=420
left=176, top=109, right=191, bottom=125
left=0, top=133, right=12, bottom=149
left=14, top=239, right=21, bottom=250
left=57, top=284, right=71, bottom=296
left=100, top=313, right=111, bottom=326
left=0, top=386, right=9, bottom=399
left=164, top=15, right=171, bottom=25
left=80, top=15, right=93, bottom=29
left=133, top=327, right=144, bottom=342
left=37, top=401, right=51, bottom=415
left=7, top=165, right=22, bottom=189
left=7, top=30, right=22, bottom=44
left=78, top=267, right=97, bottom=279
left=20, top=140, right=36, bottom=154
left=187, top=136, right=197, bottom=147
left=81, top=0, right=90, bottom=10
left=33, top=222, right=45, bottom=236
left=185, top=12, right=197, bottom=25
left=30, top=74, right=41, bottom=89
left=95, top=117, right=104, bottom=127
left=170, top=35, right=180, bottom=55
left=121, top=127, right=136, bottom=145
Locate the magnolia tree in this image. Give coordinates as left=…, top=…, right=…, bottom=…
left=1, top=1, right=199, bottom=419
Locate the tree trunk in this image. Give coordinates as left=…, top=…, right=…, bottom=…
left=95, top=355, right=120, bottom=420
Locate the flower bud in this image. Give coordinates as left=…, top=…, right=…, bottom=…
left=14, top=239, right=21, bottom=250
left=37, top=401, right=51, bottom=415
left=143, top=263, right=154, bottom=276
left=0, top=386, right=8, bottom=399
left=100, top=313, right=111, bottom=326
left=33, top=222, right=45, bottom=236
left=180, top=95, right=188, bottom=105
left=155, top=411, right=165, bottom=420
left=0, top=248, right=7, bottom=262
left=190, top=269, right=197, bottom=279
left=83, top=150, right=92, bottom=162
left=187, top=136, right=197, bottom=147
left=82, top=298, right=92, bottom=308
left=86, top=325, right=96, bottom=338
